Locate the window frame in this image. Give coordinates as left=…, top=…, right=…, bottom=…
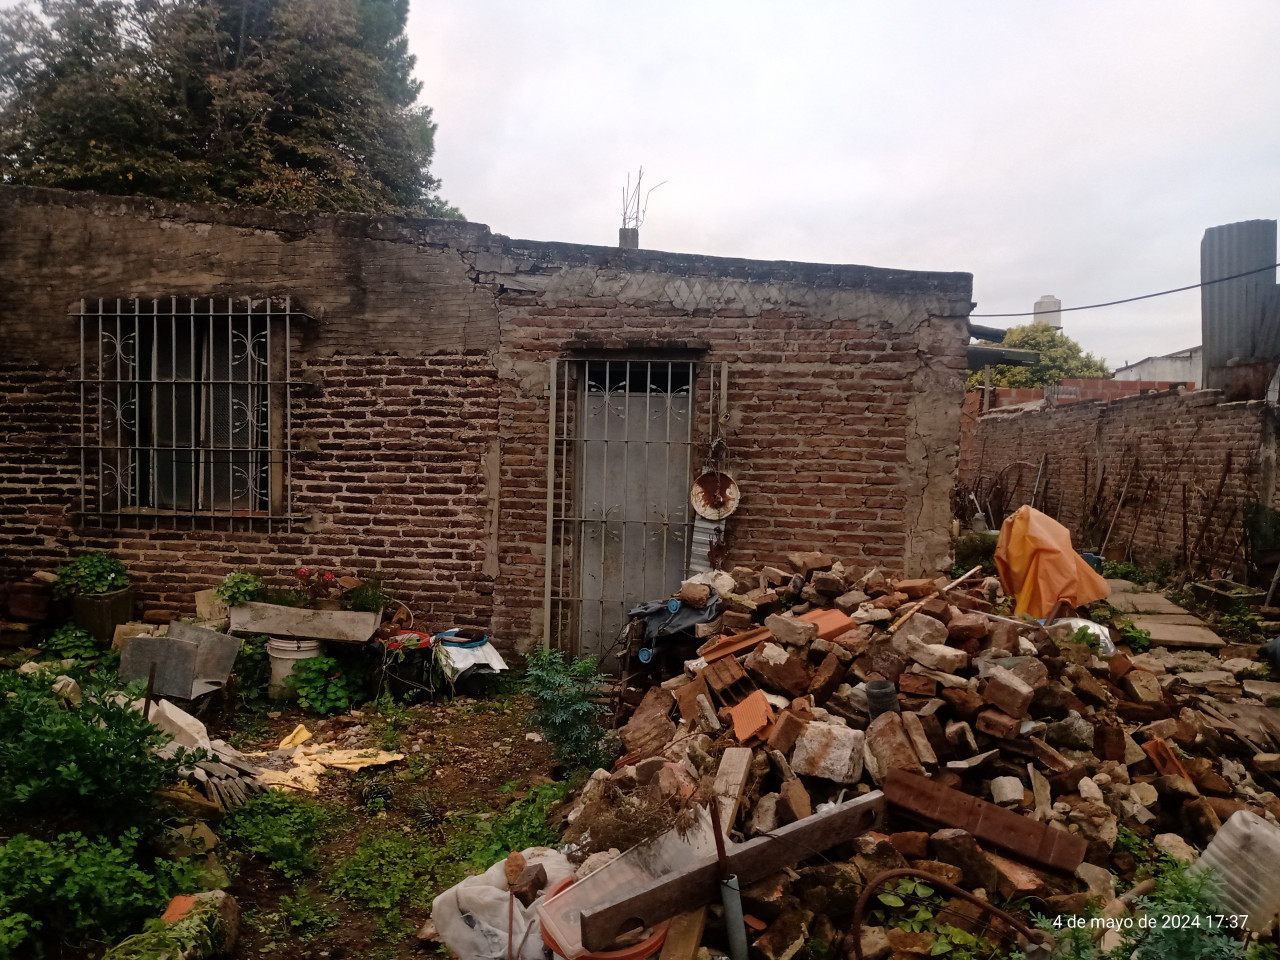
left=75, top=296, right=300, bottom=531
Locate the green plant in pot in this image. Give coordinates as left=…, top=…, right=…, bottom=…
left=53, top=552, right=134, bottom=645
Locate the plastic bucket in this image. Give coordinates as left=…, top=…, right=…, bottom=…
left=267, top=637, right=322, bottom=699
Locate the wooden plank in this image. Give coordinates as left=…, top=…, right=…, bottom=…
left=658, top=909, right=707, bottom=960
left=227, top=601, right=381, bottom=642
left=712, top=747, right=753, bottom=838
left=580, top=791, right=884, bottom=951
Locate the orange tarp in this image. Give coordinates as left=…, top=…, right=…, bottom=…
left=994, top=505, right=1109, bottom=618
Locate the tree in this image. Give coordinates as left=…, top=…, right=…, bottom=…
left=0, top=0, right=461, bottom=217
left=967, top=322, right=1110, bottom=389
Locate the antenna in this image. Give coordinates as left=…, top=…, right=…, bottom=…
left=620, top=167, right=666, bottom=231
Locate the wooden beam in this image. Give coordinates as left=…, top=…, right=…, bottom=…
left=580, top=791, right=884, bottom=951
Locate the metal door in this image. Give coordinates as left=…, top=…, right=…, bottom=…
left=544, top=358, right=721, bottom=662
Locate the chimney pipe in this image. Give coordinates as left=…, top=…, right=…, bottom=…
left=618, top=227, right=639, bottom=249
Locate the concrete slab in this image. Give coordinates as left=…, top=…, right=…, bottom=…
left=1108, top=592, right=1188, bottom=616
left=1126, top=613, right=1204, bottom=627
left=1243, top=679, right=1280, bottom=701
left=1129, top=616, right=1224, bottom=650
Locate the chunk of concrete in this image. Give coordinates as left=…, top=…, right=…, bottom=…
left=790, top=722, right=865, bottom=783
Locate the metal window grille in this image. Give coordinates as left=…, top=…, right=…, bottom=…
left=543, top=358, right=726, bottom=661
left=76, top=297, right=299, bottom=530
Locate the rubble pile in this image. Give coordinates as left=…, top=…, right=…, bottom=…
left=563, top=553, right=1280, bottom=958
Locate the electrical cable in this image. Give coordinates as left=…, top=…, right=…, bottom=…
left=968, top=260, right=1280, bottom=319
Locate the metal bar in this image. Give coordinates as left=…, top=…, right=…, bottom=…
left=642, top=362, right=652, bottom=605
left=190, top=298, right=197, bottom=527
left=620, top=360, right=631, bottom=646
left=558, top=360, right=571, bottom=646
left=599, top=358, right=611, bottom=656
left=543, top=358, right=558, bottom=650
left=285, top=297, right=292, bottom=529
left=78, top=300, right=86, bottom=520
left=662, top=360, right=672, bottom=597
left=226, top=296, right=233, bottom=530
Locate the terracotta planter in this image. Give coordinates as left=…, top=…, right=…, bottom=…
left=71, top=585, right=137, bottom=644
left=228, top=601, right=381, bottom=643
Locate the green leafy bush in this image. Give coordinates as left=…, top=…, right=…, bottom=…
left=286, top=655, right=362, bottom=714
left=223, top=791, right=330, bottom=879
left=53, top=552, right=130, bottom=600
left=524, top=647, right=609, bottom=769
left=0, top=672, right=190, bottom=836
left=41, top=623, right=100, bottom=660
left=251, top=891, right=339, bottom=942
left=0, top=829, right=199, bottom=957
left=1220, top=603, right=1260, bottom=643
left=215, top=571, right=264, bottom=607
left=1100, top=559, right=1173, bottom=587
left=234, top=634, right=272, bottom=705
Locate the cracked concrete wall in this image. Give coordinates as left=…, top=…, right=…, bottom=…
left=0, top=185, right=972, bottom=648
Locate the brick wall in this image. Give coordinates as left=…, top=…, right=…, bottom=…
left=960, top=388, right=1274, bottom=577
left=958, top=379, right=1184, bottom=483
left=1, top=186, right=972, bottom=651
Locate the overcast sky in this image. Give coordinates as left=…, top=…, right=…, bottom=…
left=409, top=1, right=1280, bottom=370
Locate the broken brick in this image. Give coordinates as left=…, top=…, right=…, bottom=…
left=981, top=666, right=1034, bottom=718
left=777, top=778, right=812, bottom=823
left=744, top=641, right=812, bottom=698
left=947, top=612, right=989, bottom=643
left=767, top=709, right=808, bottom=755
left=975, top=707, right=1020, bottom=740
left=865, top=712, right=924, bottom=780
left=808, top=651, right=845, bottom=704
left=896, top=578, right=938, bottom=600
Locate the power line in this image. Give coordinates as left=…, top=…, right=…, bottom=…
left=970, top=260, right=1280, bottom=318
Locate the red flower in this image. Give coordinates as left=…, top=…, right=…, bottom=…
left=330, top=671, right=342, bottom=679
left=297, top=567, right=311, bottom=579
left=323, top=571, right=336, bottom=582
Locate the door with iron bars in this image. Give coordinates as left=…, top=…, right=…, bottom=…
left=544, top=358, right=724, bottom=664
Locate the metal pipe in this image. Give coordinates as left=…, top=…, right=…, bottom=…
left=721, top=875, right=748, bottom=960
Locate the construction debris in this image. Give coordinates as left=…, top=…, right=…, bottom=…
left=559, top=554, right=1280, bottom=958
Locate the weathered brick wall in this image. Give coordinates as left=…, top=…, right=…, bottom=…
left=960, top=388, right=1273, bottom=576
left=1, top=186, right=972, bottom=650
left=471, top=246, right=972, bottom=644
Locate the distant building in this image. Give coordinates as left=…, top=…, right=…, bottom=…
left=1033, top=294, right=1062, bottom=329
left=1114, top=345, right=1202, bottom=387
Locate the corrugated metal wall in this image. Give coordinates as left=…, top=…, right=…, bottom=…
left=1200, top=219, right=1279, bottom=391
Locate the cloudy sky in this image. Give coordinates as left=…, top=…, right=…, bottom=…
left=409, top=1, right=1280, bottom=370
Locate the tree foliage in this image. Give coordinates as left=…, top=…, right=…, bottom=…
left=0, top=0, right=461, bottom=217
left=967, top=322, right=1110, bottom=389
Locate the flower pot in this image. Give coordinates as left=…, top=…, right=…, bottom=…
left=71, top=585, right=137, bottom=644
left=228, top=601, right=381, bottom=643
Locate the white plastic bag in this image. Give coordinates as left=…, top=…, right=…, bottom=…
left=432, top=847, right=574, bottom=960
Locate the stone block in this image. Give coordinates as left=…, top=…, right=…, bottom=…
left=896, top=578, right=938, bottom=600
left=808, top=652, right=845, bottom=705
left=1124, top=669, right=1164, bottom=703
left=767, top=709, right=808, bottom=755
left=929, top=828, right=999, bottom=892
left=909, top=643, right=969, bottom=673
left=990, top=776, right=1024, bottom=806
left=894, top=613, right=949, bottom=648
left=764, top=613, right=819, bottom=648
left=790, top=722, right=865, bottom=783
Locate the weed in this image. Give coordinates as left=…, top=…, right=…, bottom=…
left=524, top=647, right=610, bottom=769
left=251, top=890, right=339, bottom=942
left=1101, top=559, right=1173, bottom=586
left=215, top=571, right=264, bottom=606
left=1072, top=625, right=1101, bottom=651
left=41, top=623, right=101, bottom=660
left=328, top=832, right=439, bottom=911
left=1118, top=620, right=1152, bottom=653
left=1220, top=603, right=1260, bottom=643
left=1086, top=603, right=1115, bottom=624
left=226, top=710, right=272, bottom=750
left=467, top=779, right=573, bottom=870
left=372, top=692, right=410, bottom=751
left=345, top=579, right=390, bottom=613
left=1114, top=826, right=1153, bottom=858
left=223, top=792, right=330, bottom=879
left=869, top=878, right=998, bottom=959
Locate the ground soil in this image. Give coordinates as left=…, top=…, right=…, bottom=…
left=210, top=688, right=559, bottom=960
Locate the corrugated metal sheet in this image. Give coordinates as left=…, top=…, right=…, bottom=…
left=1201, top=219, right=1279, bottom=391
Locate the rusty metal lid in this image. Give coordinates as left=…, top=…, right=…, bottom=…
left=691, top=471, right=740, bottom=520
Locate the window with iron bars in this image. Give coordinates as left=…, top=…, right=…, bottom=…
left=76, top=297, right=300, bottom=530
